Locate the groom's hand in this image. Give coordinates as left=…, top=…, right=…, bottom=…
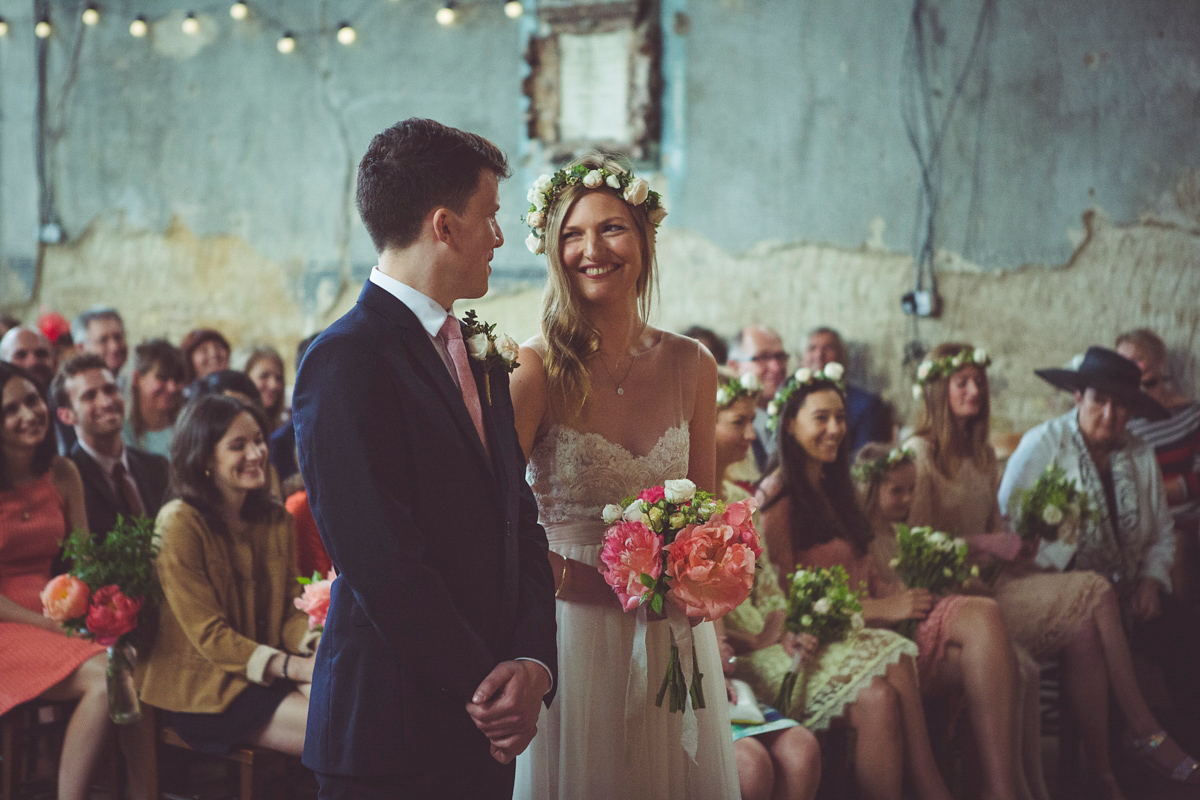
left=466, top=660, right=551, bottom=763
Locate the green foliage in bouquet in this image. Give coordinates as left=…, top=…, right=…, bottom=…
left=1009, top=465, right=1096, bottom=542
left=892, top=524, right=975, bottom=594
left=61, top=515, right=160, bottom=602
left=781, top=565, right=863, bottom=645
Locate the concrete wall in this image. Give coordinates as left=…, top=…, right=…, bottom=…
left=1, top=0, right=1197, bottom=435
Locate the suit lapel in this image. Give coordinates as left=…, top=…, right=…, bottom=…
left=360, top=283, right=496, bottom=481
left=73, top=447, right=120, bottom=513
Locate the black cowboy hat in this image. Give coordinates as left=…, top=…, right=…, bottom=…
left=1035, top=346, right=1168, bottom=421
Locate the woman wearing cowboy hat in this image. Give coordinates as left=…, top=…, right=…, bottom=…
left=999, top=346, right=1200, bottom=794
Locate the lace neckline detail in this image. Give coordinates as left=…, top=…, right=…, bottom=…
left=539, top=423, right=687, bottom=462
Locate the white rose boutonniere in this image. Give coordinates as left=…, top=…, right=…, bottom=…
left=461, top=310, right=521, bottom=405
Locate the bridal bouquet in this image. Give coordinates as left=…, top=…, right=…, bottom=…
left=40, top=516, right=160, bottom=723
left=295, top=568, right=336, bottom=631
left=776, top=565, right=863, bottom=709
left=889, top=525, right=976, bottom=637
left=1009, top=465, right=1097, bottom=570
left=599, top=479, right=760, bottom=712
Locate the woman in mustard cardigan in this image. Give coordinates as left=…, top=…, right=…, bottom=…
left=140, top=394, right=317, bottom=755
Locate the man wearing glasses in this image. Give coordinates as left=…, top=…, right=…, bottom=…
left=728, top=324, right=791, bottom=472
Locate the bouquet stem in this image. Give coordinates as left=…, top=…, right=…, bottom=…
left=774, top=651, right=806, bottom=712
left=654, top=642, right=707, bottom=712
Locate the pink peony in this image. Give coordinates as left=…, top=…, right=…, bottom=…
left=718, top=498, right=762, bottom=559
left=637, top=486, right=666, bottom=505
left=599, top=521, right=663, bottom=612
left=41, top=574, right=90, bottom=622
left=295, top=569, right=335, bottom=630
left=665, top=520, right=756, bottom=621
left=85, top=585, right=143, bottom=646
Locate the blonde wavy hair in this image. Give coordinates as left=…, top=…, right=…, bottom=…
left=539, top=152, right=658, bottom=420
left=913, top=342, right=994, bottom=477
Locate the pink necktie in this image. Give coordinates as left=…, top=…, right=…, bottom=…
left=437, top=316, right=490, bottom=457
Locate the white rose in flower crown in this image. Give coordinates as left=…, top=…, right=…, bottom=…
left=794, top=367, right=812, bottom=383
left=664, top=479, right=697, bottom=504
left=526, top=210, right=544, bottom=229
left=716, top=387, right=732, bottom=406
left=812, top=598, right=831, bottom=615
left=466, top=333, right=492, bottom=360
left=1042, top=504, right=1064, bottom=526
left=912, top=384, right=923, bottom=401
left=917, top=361, right=933, bottom=381
left=740, top=373, right=761, bottom=392
left=823, top=362, right=844, bottom=382
left=602, top=503, right=623, bottom=524
left=495, top=333, right=520, bottom=364
left=532, top=173, right=552, bottom=194
left=624, top=178, right=650, bottom=205
left=623, top=500, right=646, bottom=523
left=606, top=173, right=622, bottom=189
left=526, top=233, right=544, bottom=255
left=583, top=169, right=604, bottom=188
left=648, top=206, right=668, bottom=225
left=973, top=347, right=989, bottom=364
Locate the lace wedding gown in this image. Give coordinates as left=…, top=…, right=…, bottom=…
left=513, top=360, right=739, bottom=798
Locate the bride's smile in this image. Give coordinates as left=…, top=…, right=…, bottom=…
left=560, top=191, right=644, bottom=302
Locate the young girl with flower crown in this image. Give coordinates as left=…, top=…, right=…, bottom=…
left=751, top=366, right=953, bottom=800
left=854, top=442, right=1042, bottom=800
left=907, top=341, right=1199, bottom=799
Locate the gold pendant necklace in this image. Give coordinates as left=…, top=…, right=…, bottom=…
left=598, top=351, right=636, bottom=395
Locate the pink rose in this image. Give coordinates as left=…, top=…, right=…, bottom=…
left=85, top=585, right=143, bottom=646
left=665, top=520, right=756, bottom=621
left=600, top=521, right=663, bottom=612
left=637, top=486, right=666, bottom=505
left=295, top=570, right=335, bottom=630
left=718, top=498, right=762, bottom=559
left=41, top=574, right=90, bottom=622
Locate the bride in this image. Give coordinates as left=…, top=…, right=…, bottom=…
left=510, top=153, right=740, bottom=798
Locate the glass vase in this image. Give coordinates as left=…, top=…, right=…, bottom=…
left=106, top=640, right=141, bottom=725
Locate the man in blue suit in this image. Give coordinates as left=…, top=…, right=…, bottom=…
left=293, top=119, right=557, bottom=799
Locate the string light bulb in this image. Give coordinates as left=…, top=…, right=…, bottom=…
left=0, top=17, right=9, bottom=37
left=35, top=18, right=52, bottom=38
left=230, top=2, right=248, bottom=20
left=277, top=31, right=295, bottom=53
left=181, top=12, right=200, bottom=35
left=129, top=15, right=147, bottom=36
left=436, top=3, right=457, bottom=26
left=81, top=4, right=100, bottom=26
left=336, top=22, right=355, bottom=45
left=504, top=1, right=523, bottom=19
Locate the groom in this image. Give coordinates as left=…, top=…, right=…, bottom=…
left=293, top=119, right=557, bottom=798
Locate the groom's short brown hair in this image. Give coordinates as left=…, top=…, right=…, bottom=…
left=356, top=118, right=510, bottom=252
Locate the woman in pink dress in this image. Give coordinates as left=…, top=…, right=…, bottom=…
left=0, top=363, right=152, bottom=800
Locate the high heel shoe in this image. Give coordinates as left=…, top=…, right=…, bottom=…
left=1130, top=730, right=1200, bottom=784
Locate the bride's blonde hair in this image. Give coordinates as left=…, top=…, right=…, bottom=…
left=539, top=152, right=658, bottom=420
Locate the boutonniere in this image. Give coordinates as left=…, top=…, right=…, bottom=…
left=462, top=310, right=520, bottom=404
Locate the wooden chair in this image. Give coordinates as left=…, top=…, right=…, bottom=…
left=155, top=713, right=287, bottom=800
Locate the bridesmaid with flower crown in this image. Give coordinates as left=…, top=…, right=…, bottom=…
left=511, top=153, right=740, bottom=798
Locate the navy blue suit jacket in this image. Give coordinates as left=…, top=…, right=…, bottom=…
left=845, top=384, right=891, bottom=455
left=293, top=281, right=557, bottom=777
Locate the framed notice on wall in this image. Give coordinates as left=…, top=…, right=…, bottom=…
left=524, top=0, right=662, bottom=163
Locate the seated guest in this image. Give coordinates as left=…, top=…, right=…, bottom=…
left=52, top=354, right=169, bottom=538
left=139, top=395, right=315, bottom=757
left=124, top=339, right=186, bottom=459
left=270, top=333, right=320, bottom=491
left=684, top=325, right=729, bottom=365
left=185, top=369, right=262, bottom=406
left=181, top=328, right=231, bottom=384
left=72, top=306, right=129, bottom=382
left=1000, top=346, right=1200, bottom=778
left=728, top=324, right=791, bottom=474
left=1116, top=329, right=1200, bottom=599
left=236, top=345, right=287, bottom=433
left=0, top=362, right=154, bottom=800
left=0, top=325, right=57, bottom=389
left=802, top=327, right=890, bottom=453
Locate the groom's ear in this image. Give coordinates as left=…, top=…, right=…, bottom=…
left=430, top=207, right=455, bottom=247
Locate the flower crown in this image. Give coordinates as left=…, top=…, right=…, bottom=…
left=851, top=446, right=914, bottom=484
left=911, top=347, right=990, bottom=400
left=524, top=163, right=666, bottom=255
left=716, top=373, right=762, bottom=408
left=766, top=363, right=845, bottom=431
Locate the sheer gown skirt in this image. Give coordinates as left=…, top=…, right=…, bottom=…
left=514, top=538, right=740, bottom=800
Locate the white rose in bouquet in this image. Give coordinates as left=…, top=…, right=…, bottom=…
left=812, top=598, right=831, bottom=615
left=467, top=333, right=492, bottom=360
left=1042, top=504, right=1064, bottom=526
left=602, top=503, right=623, bottom=524
left=624, top=178, right=650, bottom=205
left=664, top=479, right=697, bottom=504
left=623, top=500, right=646, bottom=523
left=851, top=612, right=864, bottom=630
left=823, top=362, right=844, bottom=382
left=583, top=169, right=604, bottom=188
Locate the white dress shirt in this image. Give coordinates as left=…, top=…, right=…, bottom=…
left=77, top=436, right=146, bottom=513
